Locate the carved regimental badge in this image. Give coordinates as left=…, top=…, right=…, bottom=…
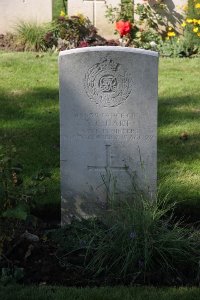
left=84, top=58, right=132, bottom=107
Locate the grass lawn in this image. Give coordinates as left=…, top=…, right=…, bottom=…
left=1, top=285, right=200, bottom=300
left=0, top=52, right=200, bottom=217
left=158, top=58, right=200, bottom=214
left=0, top=52, right=60, bottom=218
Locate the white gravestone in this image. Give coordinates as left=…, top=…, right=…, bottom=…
left=68, top=0, right=121, bottom=39
left=0, top=0, right=52, bottom=34
left=59, top=46, right=158, bottom=224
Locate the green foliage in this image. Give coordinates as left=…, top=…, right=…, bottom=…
left=134, top=29, right=162, bottom=50
left=106, top=0, right=134, bottom=23
left=0, top=147, right=52, bottom=255
left=49, top=218, right=106, bottom=259
left=184, top=0, right=200, bottom=46
left=0, top=268, right=24, bottom=285
left=44, top=15, right=96, bottom=50
left=135, top=3, right=166, bottom=31
left=158, top=36, right=199, bottom=57
left=15, top=21, right=56, bottom=51
left=2, top=204, right=28, bottom=220
left=0, top=147, right=27, bottom=220
left=83, top=195, right=200, bottom=283
left=50, top=181, right=200, bottom=284
left=105, top=0, right=167, bottom=49
left=0, top=147, right=51, bottom=220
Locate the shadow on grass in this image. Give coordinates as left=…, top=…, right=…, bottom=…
left=0, top=87, right=61, bottom=222
left=158, top=95, right=200, bottom=127
left=157, top=95, right=200, bottom=212
left=158, top=95, right=200, bottom=161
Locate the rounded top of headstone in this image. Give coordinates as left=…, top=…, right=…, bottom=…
left=59, top=46, right=159, bottom=58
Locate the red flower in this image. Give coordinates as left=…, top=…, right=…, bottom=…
left=115, top=20, right=131, bottom=37
left=78, top=41, right=89, bottom=48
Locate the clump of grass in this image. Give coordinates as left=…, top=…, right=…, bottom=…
left=84, top=193, right=200, bottom=284
left=15, top=21, right=55, bottom=51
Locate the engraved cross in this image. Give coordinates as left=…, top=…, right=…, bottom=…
left=88, top=145, right=129, bottom=172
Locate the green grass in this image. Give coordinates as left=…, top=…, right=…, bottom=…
left=158, top=58, right=200, bottom=213
left=0, top=53, right=200, bottom=216
left=1, top=285, right=200, bottom=300
left=0, top=52, right=60, bottom=215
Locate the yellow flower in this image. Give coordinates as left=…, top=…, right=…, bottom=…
left=181, top=21, right=187, bottom=27
left=167, top=31, right=176, bottom=37
left=77, top=13, right=85, bottom=23
left=197, top=32, right=200, bottom=37
left=193, top=27, right=199, bottom=32
left=195, top=3, right=200, bottom=8
left=186, top=18, right=193, bottom=23
left=60, top=10, right=65, bottom=17
left=182, top=4, right=188, bottom=11
left=198, top=20, right=200, bottom=25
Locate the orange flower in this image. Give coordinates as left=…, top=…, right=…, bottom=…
left=115, top=20, right=132, bottom=37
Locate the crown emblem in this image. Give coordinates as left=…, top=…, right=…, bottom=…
left=84, top=58, right=132, bottom=107
left=99, top=58, right=119, bottom=72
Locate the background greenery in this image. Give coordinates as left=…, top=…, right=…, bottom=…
left=52, top=0, right=67, bottom=19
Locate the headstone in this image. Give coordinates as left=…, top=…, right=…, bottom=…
left=68, top=0, right=121, bottom=39
left=59, top=46, right=158, bottom=224
left=0, top=0, right=52, bottom=34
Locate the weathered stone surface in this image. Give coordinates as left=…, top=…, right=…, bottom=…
left=59, top=46, right=158, bottom=224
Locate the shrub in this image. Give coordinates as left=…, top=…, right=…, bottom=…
left=15, top=21, right=55, bottom=51
left=52, top=14, right=99, bottom=50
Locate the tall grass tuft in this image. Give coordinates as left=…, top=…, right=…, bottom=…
left=15, top=21, right=54, bottom=51
left=84, top=192, right=200, bottom=284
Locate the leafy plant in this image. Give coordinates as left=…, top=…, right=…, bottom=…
left=42, top=13, right=101, bottom=50
left=158, top=36, right=199, bottom=57
left=0, top=147, right=27, bottom=220
left=0, top=267, right=24, bottom=284
left=0, top=147, right=52, bottom=256
left=134, top=29, right=162, bottom=50
left=106, top=0, right=134, bottom=23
